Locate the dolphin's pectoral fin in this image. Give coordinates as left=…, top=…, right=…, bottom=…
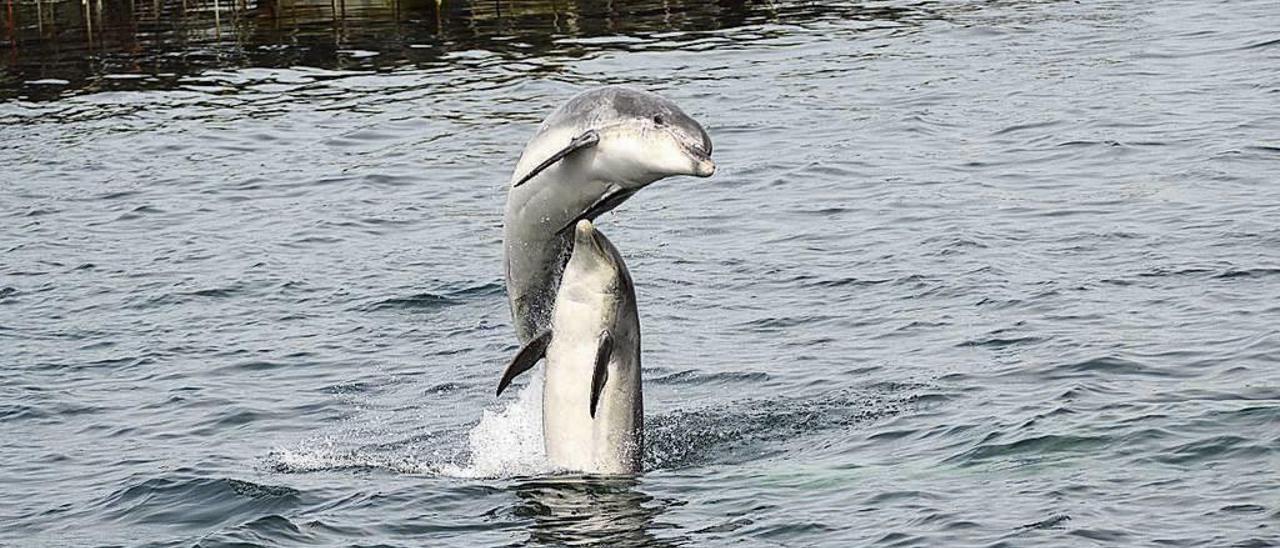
left=512, top=130, right=600, bottom=188
left=557, top=186, right=637, bottom=235
left=589, top=331, right=613, bottom=418
left=496, top=330, right=552, bottom=397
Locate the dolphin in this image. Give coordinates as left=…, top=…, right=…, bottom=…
left=504, top=85, right=714, bottom=343
left=497, top=220, right=643, bottom=475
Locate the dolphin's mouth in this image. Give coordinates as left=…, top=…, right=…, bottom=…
left=682, top=141, right=716, bottom=177
left=682, top=140, right=711, bottom=161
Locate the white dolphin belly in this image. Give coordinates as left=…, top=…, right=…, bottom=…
left=542, top=293, right=641, bottom=474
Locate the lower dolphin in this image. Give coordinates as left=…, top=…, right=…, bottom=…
left=497, top=219, right=643, bottom=475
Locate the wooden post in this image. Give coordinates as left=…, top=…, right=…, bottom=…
left=83, top=0, right=92, bottom=48
left=5, top=0, right=14, bottom=54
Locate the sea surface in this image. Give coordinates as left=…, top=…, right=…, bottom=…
left=3, top=0, right=1279, bottom=546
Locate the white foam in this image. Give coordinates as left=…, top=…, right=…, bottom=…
left=437, top=375, right=553, bottom=478
left=270, top=436, right=437, bottom=475
left=269, top=376, right=553, bottom=479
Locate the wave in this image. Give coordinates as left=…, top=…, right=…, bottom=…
left=95, top=472, right=304, bottom=531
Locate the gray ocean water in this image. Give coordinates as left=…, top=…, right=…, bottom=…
left=3, top=0, right=1280, bottom=546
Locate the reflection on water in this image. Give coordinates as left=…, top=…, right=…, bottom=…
left=0, top=0, right=930, bottom=100
left=511, top=476, right=685, bottom=547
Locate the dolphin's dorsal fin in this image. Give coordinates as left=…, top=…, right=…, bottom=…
left=589, top=331, right=614, bottom=418
left=496, top=330, right=552, bottom=397
left=512, top=130, right=600, bottom=188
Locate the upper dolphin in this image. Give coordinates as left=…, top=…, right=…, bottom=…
left=503, top=86, right=714, bottom=342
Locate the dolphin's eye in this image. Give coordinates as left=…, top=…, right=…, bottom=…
left=652, top=115, right=665, bottom=126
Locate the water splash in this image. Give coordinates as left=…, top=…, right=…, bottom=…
left=645, top=387, right=920, bottom=470
left=268, top=436, right=436, bottom=475
left=268, top=377, right=553, bottom=478
left=437, top=375, right=553, bottom=478
left=269, top=380, right=919, bottom=478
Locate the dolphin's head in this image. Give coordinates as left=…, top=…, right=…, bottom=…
left=590, top=87, right=715, bottom=188
left=569, top=219, right=621, bottom=280
left=562, top=219, right=634, bottom=311
left=519, top=86, right=714, bottom=191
